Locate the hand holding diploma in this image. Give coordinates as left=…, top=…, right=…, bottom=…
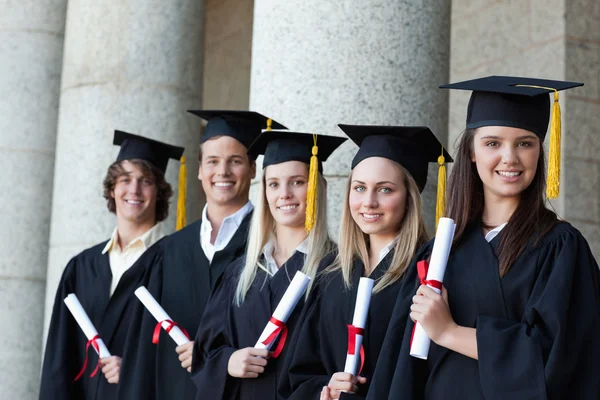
left=410, top=217, right=456, bottom=359
left=63, top=293, right=111, bottom=380
left=254, top=271, right=311, bottom=358
left=344, top=277, right=374, bottom=376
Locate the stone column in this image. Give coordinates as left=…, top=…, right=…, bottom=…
left=449, top=0, right=600, bottom=258
left=43, top=0, right=204, bottom=339
left=0, top=1, right=67, bottom=398
left=250, top=0, right=451, bottom=235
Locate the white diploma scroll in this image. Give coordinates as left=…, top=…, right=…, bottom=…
left=134, top=286, right=190, bottom=346
left=63, top=293, right=111, bottom=358
left=255, top=271, right=311, bottom=350
left=410, top=217, right=456, bottom=360
left=344, top=277, right=375, bottom=375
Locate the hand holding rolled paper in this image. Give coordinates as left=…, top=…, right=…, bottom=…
left=410, top=217, right=456, bottom=360
left=63, top=293, right=111, bottom=381
left=344, top=277, right=374, bottom=376
left=255, top=271, right=311, bottom=358
left=134, top=286, right=190, bottom=346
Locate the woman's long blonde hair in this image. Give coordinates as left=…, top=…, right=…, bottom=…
left=328, top=162, right=428, bottom=293
left=234, top=171, right=333, bottom=306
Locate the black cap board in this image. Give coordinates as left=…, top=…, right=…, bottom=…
left=113, top=130, right=184, bottom=174
left=440, top=76, right=583, bottom=139
left=338, top=124, right=452, bottom=192
left=187, top=110, right=287, bottom=150
left=247, top=130, right=347, bottom=172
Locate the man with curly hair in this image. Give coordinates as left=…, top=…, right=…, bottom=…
left=40, top=131, right=184, bottom=400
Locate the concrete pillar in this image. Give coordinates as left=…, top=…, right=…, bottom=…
left=250, top=0, right=451, bottom=236
left=0, top=1, right=67, bottom=398
left=449, top=0, right=600, bottom=258
left=43, top=0, right=204, bottom=340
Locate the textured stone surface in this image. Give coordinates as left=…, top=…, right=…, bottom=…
left=0, top=0, right=67, bottom=398
left=0, top=279, right=46, bottom=399
left=43, top=0, right=205, bottom=340
left=250, top=0, right=451, bottom=235
left=202, top=0, right=254, bottom=109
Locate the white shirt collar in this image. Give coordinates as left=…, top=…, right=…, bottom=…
left=262, top=237, right=309, bottom=275
left=378, top=235, right=399, bottom=264
left=485, top=223, right=508, bottom=243
left=200, top=201, right=254, bottom=262
left=102, top=222, right=163, bottom=254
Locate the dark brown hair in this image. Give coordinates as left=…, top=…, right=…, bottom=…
left=103, top=159, right=173, bottom=222
left=446, top=128, right=558, bottom=275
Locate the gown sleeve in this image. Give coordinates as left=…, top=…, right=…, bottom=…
left=476, top=226, right=600, bottom=400
left=39, top=258, right=81, bottom=400
left=190, top=262, right=241, bottom=399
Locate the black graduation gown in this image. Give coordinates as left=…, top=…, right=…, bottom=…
left=280, top=251, right=415, bottom=400
left=368, top=221, right=600, bottom=400
left=39, top=239, right=163, bottom=400
left=116, top=214, right=252, bottom=400
left=190, top=250, right=308, bottom=400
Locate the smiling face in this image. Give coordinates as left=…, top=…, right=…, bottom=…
left=264, top=161, right=309, bottom=229
left=198, top=136, right=256, bottom=209
left=348, top=157, right=407, bottom=242
left=472, top=126, right=540, bottom=201
left=111, top=160, right=158, bottom=226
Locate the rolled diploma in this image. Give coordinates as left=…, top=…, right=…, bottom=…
left=343, top=277, right=375, bottom=375
left=410, top=217, right=456, bottom=360
left=134, top=286, right=190, bottom=346
left=64, top=293, right=111, bottom=358
left=255, top=271, right=311, bottom=350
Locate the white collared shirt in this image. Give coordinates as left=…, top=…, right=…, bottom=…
left=102, top=223, right=164, bottom=296
left=262, top=237, right=309, bottom=275
left=485, top=223, right=508, bottom=243
left=200, top=201, right=254, bottom=263
left=378, top=235, right=400, bottom=264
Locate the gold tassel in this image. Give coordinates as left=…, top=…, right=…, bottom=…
left=305, top=134, right=319, bottom=232
left=266, top=118, right=272, bottom=131
left=514, top=84, right=562, bottom=199
left=176, top=155, right=187, bottom=231
left=547, top=91, right=561, bottom=199
left=436, top=148, right=446, bottom=229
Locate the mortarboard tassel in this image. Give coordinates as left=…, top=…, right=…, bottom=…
left=266, top=118, right=272, bottom=131
left=435, top=148, right=446, bottom=229
left=305, top=134, right=319, bottom=232
left=176, top=155, right=187, bottom=231
left=547, top=90, right=561, bottom=199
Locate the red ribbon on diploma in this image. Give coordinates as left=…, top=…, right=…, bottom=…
left=410, top=260, right=442, bottom=345
left=347, top=324, right=366, bottom=375
left=261, top=317, right=288, bottom=358
left=152, top=319, right=190, bottom=344
left=73, top=335, right=102, bottom=382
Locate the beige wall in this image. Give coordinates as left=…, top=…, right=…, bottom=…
left=202, top=0, right=254, bottom=109
left=449, top=0, right=600, bottom=257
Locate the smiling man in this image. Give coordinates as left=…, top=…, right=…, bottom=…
left=116, top=111, right=286, bottom=400
left=40, top=131, right=183, bottom=400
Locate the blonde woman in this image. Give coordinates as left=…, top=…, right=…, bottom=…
left=280, top=125, right=452, bottom=400
left=190, top=131, right=346, bottom=400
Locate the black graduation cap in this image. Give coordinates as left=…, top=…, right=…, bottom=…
left=338, top=124, right=452, bottom=193
left=113, top=130, right=184, bottom=174
left=248, top=130, right=347, bottom=172
left=187, top=110, right=287, bottom=149
left=441, top=75, right=583, bottom=199
left=440, top=76, right=582, bottom=139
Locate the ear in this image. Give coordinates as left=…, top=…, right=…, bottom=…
left=197, top=164, right=203, bottom=181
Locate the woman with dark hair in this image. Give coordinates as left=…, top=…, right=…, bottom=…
left=366, top=76, right=600, bottom=400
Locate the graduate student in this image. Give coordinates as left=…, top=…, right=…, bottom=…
left=116, top=111, right=285, bottom=400
left=190, top=131, right=346, bottom=400
left=39, top=131, right=183, bottom=400
left=367, top=76, right=600, bottom=400
left=280, top=125, right=452, bottom=400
